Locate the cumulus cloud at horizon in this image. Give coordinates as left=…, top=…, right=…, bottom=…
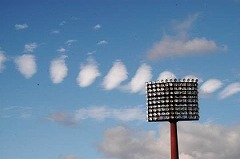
left=49, top=55, right=68, bottom=84
left=102, top=60, right=128, bottom=90
left=76, top=58, right=101, bottom=87
left=99, top=123, right=240, bottom=159
left=15, top=54, right=37, bottom=78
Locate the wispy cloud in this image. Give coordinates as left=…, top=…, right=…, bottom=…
left=62, top=155, right=77, bottom=159
left=24, top=42, right=37, bottom=53
left=75, top=106, right=145, bottom=122
left=157, top=71, right=176, bottom=80
left=0, top=49, right=7, bottom=72
left=50, top=55, right=68, bottom=84
left=102, top=60, right=128, bottom=90
left=48, top=105, right=145, bottom=126
left=65, top=40, right=77, bottom=46
left=93, top=24, right=101, bottom=30
left=51, top=30, right=60, bottom=34
left=57, top=48, right=67, bottom=53
left=15, top=54, right=37, bottom=78
left=200, top=79, right=223, bottom=94
left=99, top=123, right=240, bottom=159
left=219, top=82, right=240, bottom=99
left=48, top=112, right=77, bottom=126
left=15, top=23, right=28, bottom=30
left=0, top=106, right=32, bottom=119
left=97, top=40, right=108, bottom=45
left=76, top=58, right=101, bottom=87
left=147, top=13, right=225, bottom=60
left=125, top=64, right=152, bottom=93
left=59, top=21, right=66, bottom=26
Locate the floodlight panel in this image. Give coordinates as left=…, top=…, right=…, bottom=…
left=146, top=80, right=199, bottom=122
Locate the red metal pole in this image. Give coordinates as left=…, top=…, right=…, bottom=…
left=170, top=121, right=179, bottom=159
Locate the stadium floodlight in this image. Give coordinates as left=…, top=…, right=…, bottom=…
left=145, top=78, right=199, bottom=159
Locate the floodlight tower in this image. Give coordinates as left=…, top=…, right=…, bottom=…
left=145, top=79, right=199, bottom=159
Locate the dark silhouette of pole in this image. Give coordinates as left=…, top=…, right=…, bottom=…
left=170, top=121, right=179, bottom=159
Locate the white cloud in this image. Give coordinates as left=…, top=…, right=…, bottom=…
left=0, top=51, right=7, bottom=72
left=15, top=23, right=28, bottom=30
left=172, top=13, right=199, bottom=32
left=65, top=40, right=77, bottom=46
left=219, top=82, right=240, bottom=99
left=74, top=106, right=145, bottom=122
left=99, top=123, right=240, bottom=159
left=24, top=42, right=37, bottom=53
left=183, top=75, right=201, bottom=81
left=146, top=13, right=224, bottom=60
left=57, top=48, right=67, bottom=53
left=200, top=79, right=223, bottom=94
left=49, top=55, right=68, bottom=84
left=76, top=58, right=101, bottom=87
left=59, top=21, right=66, bottom=26
left=93, top=24, right=101, bottom=30
left=51, top=30, right=60, bottom=34
left=49, top=106, right=145, bottom=126
left=125, top=64, right=152, bottom=93
left=48, top=112, right=77, bottom=126
left=147, top=36, right=218, bottom=60
left=102, top=60, right=128, bottom=90
left=157, top=71, right=176, bottom=81
left=97, top=40, right=108, bottom=45
left=15, top=54, right=37, bottom=78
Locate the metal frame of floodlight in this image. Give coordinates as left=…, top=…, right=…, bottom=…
left=146, top=79, right=199, bottom=122
left=145, top=78, right=199, bottom=159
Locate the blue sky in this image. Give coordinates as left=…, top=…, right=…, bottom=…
left=0, top=1, right=240, bottom=159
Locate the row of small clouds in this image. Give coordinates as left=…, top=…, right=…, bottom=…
left=99, top=123, right=240, bottom=159
left=1, top=46, right=240, bottom=99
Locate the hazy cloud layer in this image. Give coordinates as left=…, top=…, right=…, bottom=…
left=147, top=13, right=224, bottom=60
left=99, top=123, right=240, bottom=159
left=15, top=54, right=37, bottom=78
left=219, top=82, right=240, bottom=99
left=48, top=112, right=76, bottom=126
left=15, top=23, right=28, bottom=30
left=49, top=106, right=145, bottom=126
left=157, top=71, right=176, bottom=80
left=125, top=64, right=152, bottom=93
left=0, top=51, right=7, bottom=72
left=200, top=79, right=223, bottom=94
left=24, top=42, right=37, bottom=53
left=76, top=58, right=101, bottom=87
left=50, top=55, right=68, bottom=84
left=75, top=106, right=145, bottom=122
left=102, top=60, right=128, bottom=90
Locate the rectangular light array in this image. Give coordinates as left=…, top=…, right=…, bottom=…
left=146, top=79, right=199, bottom=122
